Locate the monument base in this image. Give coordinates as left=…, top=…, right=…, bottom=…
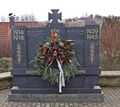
left=9, top=86, right=104, bottom=102
left=9, top=92, right=104, bottom=103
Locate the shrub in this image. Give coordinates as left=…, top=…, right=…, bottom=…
left=0, top=57, right=12, bottom=73
left=0, top=41, right=12, bottom=58
left=100, top=55, right=120, bottom=71
left=100, top=17, right=120, bottom=70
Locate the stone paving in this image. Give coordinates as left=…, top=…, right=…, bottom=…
left=0, top=87, right=120, bottom=107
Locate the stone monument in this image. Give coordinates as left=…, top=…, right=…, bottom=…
left=9, top=9, right=103, bottom=102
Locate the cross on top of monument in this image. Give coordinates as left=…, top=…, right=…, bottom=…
left=48, top=9, right=62, bottom=23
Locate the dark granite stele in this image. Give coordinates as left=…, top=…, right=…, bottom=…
left=9, top=9, right=104, bottom=102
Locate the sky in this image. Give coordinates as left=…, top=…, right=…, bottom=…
left=0, top=0, right=120, bottom=21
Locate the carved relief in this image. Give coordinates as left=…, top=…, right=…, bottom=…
left=16, top=43, right=22, bottom=64
left=66, top=29, right=84, bottom=35
left=13, top=30, right=24, bottom=41
left=51, top=29, right=60, bottom=33
left=13, top=29, right=25, bottom=64
left=90, top=42, right=95, bottom=64
left=87, top=28, right=98, bottom=40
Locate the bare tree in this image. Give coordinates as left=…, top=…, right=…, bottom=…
left=15, top=14, right=36, bottom=22
left=15, top=16, right=20, bottom=22
left=0, top=16, right=7, bottom=22
left=101, top=16, right=120, bottom=70
left=95, top=14, right=102, bottom=19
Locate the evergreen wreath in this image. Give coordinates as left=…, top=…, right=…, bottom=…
left=33, top=31, right=78, bottom=85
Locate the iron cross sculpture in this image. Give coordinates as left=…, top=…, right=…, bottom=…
left=48, top=9, right=62, bottom=23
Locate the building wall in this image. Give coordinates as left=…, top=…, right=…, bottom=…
left=0, top=22, right=40, bottom=57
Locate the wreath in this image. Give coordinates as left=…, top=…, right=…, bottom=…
left=33, top=31, right=78, bottom=93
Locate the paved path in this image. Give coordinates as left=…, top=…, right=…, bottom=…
left=0, top=87, right=120, bottom=107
